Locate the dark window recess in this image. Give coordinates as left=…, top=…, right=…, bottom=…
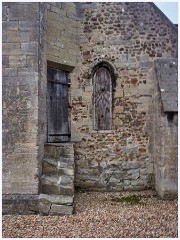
left=167, top=112, right=174, bottom=123
left=93, top=67, right=112, bottom=130
left=47, top=67, right=70, bottom=143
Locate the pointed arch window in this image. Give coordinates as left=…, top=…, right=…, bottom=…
left=93, top=66, right=112, bottom=130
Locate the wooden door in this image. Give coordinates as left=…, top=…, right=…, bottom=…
left=47, top=67, right=69, bottom=142
left=94, top=67, right=112, bottom=130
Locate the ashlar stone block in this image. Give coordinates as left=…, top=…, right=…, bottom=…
left=2, top=21, right=18, bottom=31
left=8, top=3, right=39, bottom=21
left=49, top=204, right=73, bottom=215
left=21, top=42, right=38, bottom=55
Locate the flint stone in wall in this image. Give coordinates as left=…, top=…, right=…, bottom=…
left=109, top=176, right=123, bottom=184
left=122, top=161, right=140, bottom=170
left=131, top=172, right=140, bottom=180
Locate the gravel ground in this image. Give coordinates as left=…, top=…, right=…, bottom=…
left=2, top=190, right=178, bottom=238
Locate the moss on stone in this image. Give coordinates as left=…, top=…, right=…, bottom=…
left=111, top=195, right=141, bottom=204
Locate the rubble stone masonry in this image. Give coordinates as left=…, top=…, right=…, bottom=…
left=70, top=2, right=177, bottom=191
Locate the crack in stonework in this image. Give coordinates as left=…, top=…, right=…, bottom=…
left=48, top=204, right=52, bottom=215
left=105, top=171, right=115, bottom=184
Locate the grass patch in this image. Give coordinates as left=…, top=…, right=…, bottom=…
left=111, top=195, right=141, bottom=204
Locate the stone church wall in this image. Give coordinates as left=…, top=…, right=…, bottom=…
left=2, top=2, right=178, bottom=199
left=2, top=3, right=44, bottom=194
left=70, top=2, right=177, bottom=191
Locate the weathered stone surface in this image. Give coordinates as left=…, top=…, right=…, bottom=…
left=44, top=143, right=74, bottom=159
left=8, top=3, right=39, bottom=21
left=39, top=194, right=73, bottom=205
left=2, top=6, right=8, bottom=21
left=21, top=42, right=38, bottom=55
left=42, top=184, right=59, bottom=195
left=40, top=144, right=75, bottom=214
left=2, top=194, right=39, bottom=215
left=43, top=160, right=57, bottom=175
left=9, top=55, right=27, bottom=68
left=152, top=59, right=178, bottom=199
left=38, top=202, right=51, bottom=215
left=59, top=168, right=74, bottom=176
left=2, top=43, right=21, bottom=55
left=72, top=2, right=177, bottom=192
left=46, top=2, right=80, bottom=67
left=60, top=175, right=74, bottom=185
left=49, top=204, right=74, bottom=215
left=2, top=2, right=46, bottom=198
left=2, top=21, right=19, bottom=31
left=2, top=55, right=9, bottom=68
left=59, top=186, right=74, bottom=196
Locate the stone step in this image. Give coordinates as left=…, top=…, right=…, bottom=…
left=39, top=194, right=74, bottom=216
left=41, top=175, right=74, bottom=186
left=42, top=159, right=57, bottom=175
left=40, top=143, right=75, bottom=215
left=43, top=157, right=74, bottom=166
left=44, top=143, right=74, bottom=159
left=41, top=175, right=74, bottom=195
left=39, top=194, right=73, bottom=205
left=39, top=201, right=74, bottom=216
left=42, top=158, right=74, bottom=176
